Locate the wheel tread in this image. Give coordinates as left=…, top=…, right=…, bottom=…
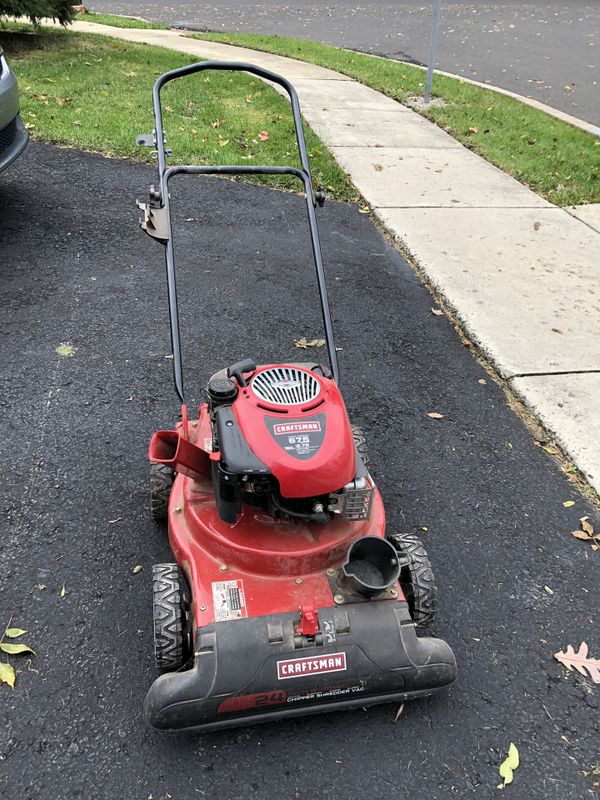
left=152, top=563, right=188, bottom=672
left=150, top=462, right=174, bottom=521
left=388, top=532, right=438, bottom=627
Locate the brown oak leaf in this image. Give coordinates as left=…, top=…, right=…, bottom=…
left=554, top=642, right=600, bottom=684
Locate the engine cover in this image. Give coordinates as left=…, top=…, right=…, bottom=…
left=230, top=365, right=356, bottom=498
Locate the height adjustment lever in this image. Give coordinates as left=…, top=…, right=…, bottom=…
left=136, top=131, right=173, bottom=156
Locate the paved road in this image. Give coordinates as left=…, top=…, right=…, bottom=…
left=89, top=0, right=600, bottom=126
left=1, top=143, right=599, bottom=799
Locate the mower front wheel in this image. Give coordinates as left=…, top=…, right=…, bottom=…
left=388, top=532, right=437, bottom=628
left=150, top=462, right=174, bottom=521
left=351, top=424, right=370, bottom=468
left=152, top=563, right=191, bottom=673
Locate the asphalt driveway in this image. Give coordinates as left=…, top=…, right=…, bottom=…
left=0, top=142, right=598, bottom=799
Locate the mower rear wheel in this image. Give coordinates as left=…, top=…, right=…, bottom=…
left=152, top=563, right=191, bottom=673
left=352, top=425, right=370, bottom=468
left=150, top=462, right=174, bottom=521
left=388, top=532, right=437, bottom=628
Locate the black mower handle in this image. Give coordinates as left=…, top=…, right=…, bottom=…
left=152, top=60, right=318, bottom=207
left=143, top=61, right=340, bottom=401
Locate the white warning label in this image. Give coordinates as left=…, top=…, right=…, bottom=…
left=212, top=580, right=247, bottom=622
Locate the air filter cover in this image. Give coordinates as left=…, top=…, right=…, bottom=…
left=251, top=367, right=321, bottom=407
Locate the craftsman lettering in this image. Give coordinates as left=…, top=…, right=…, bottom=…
left=273, top=421, right=321, bottom=436
left=277, top=653, right=347, bottom=680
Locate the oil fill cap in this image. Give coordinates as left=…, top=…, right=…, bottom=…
left=207, top=377, right=238, bottom=402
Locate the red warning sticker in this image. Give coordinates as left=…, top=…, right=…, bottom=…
left=273, top=421, right=322, bottom=436
left=277, top=653, right=347, bottom=680
left=212, top=580, right=247, bottom=622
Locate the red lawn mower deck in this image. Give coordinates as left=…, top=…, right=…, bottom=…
left=136, top=60, right=456, bottom=733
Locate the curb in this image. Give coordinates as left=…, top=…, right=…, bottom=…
left=399, top=59, right=600, bottom=137
left=69, top=13, right=600, bottom=136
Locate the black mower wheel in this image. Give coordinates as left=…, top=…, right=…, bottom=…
left=388, top=532, right=437, bottom=628
left=152, top=563, right=191, bottom=673
left=352, top=424, right=370, bottom=468
left=150, top=462, right=174, bottom=521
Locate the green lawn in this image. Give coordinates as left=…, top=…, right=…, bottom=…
left=193, top=32, right=600, bottom=207
left=76, top=12, right=168, bottom=29
left=1, top=26, right=354, bottom=199
left=6, top=14, right=599, bottom=206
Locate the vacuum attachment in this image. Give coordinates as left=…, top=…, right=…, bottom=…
left=339, top=536, right=400, bottom=598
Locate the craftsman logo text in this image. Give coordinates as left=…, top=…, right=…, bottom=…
left=273, top=421, right=322, bottom=436
left=277, top=653, right=347, bottom=680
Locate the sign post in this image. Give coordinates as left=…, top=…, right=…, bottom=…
left=424, top=0, right=442, bottom=104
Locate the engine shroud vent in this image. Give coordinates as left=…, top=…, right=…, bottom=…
left=251, top=367, right=321, bottom=407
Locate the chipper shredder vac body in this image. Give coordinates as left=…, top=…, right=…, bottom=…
left=137, top=60, right=457, bottom=732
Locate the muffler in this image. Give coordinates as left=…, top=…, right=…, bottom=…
left=148, top=430, right=210, bottom=481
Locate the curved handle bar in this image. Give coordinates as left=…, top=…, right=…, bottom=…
left=152, top=60, right=316, bottom=205
left=145, top=61, right=340, bottom=400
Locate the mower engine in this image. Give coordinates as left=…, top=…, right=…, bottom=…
left=206, top=359, right=373, bottom=526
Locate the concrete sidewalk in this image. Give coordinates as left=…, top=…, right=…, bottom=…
left=66, top=21, right=600, bottom=494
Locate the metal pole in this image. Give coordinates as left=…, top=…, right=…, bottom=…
left=424, top=0, right=442, bottom=104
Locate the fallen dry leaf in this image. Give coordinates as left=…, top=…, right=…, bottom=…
left=5, top=629, right=26, bottom=639
left=0, top=643, right=35, bottom=656
left=570, top=530, right=592, bottom=540
left=533, top=221, right=541, bottom=231
left=211, top=119, right=225, bottom=128
left=563, top=500, right=575, bottom=508
left=498, top=742, right=519, bottom=788
left=294, top=337, right=326, bottom=349
left=467, top=126, right=478, bottom=134
left=431, top=308, right=443, bottom=316
left=133, top=565, right=143, bottom=574
left=554, top=642, right=600, bottom=684
left=580, top=516, right=594, bottom=536
left=568, top=515, right=599, bottom=547
left=393, top=702, right=405, bottom=723
left=258, top=130, right=269, bottom=141
left=218, top=139, right=229, bottom=147
left=427, top=412, right=445, bottom=420
left=55, top=343, right=76, bottom=358
left=60, top=583, right=66, bottom=598
left=374, top=163, right=384, bottom=172
left=0, top=663, right=16, bottom=689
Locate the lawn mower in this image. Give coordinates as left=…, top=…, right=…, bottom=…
left=137, top=60, right=457, bottom=732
